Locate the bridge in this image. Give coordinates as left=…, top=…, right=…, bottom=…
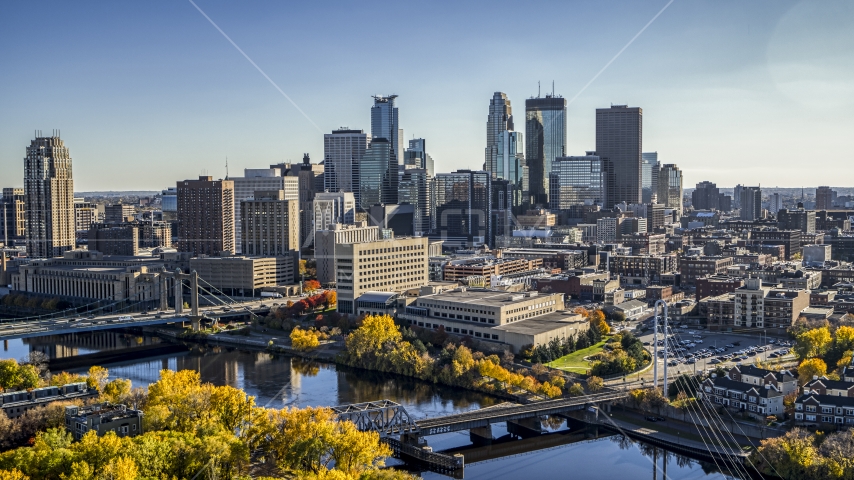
left=0, top=269, right=298, bottom=340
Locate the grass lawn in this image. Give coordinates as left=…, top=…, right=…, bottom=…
left=547, top=339, right=609, bottom=372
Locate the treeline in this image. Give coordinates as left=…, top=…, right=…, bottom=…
left=341, top=315, right=591, bottom=399
left=752, top=428, right=854, bottom=479
left=0, top=368, right=414, bottom=480
left=0, top=294, right=72, bottom=311
left=590, top=332, right=649, bottom=377
left=527, top=322, right=604, bottom=364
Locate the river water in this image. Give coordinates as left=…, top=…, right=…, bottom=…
left=1, top=332, right=740, bottom=480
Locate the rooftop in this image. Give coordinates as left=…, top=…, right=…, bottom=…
left=417, top=288, right=559, bottom=308
left=492, top=311, right=586, bottom=336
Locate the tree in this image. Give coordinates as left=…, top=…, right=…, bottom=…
left=102, top=379, right=132, bottom=404
left=798, top=358, right=828, bottom=385
left=586, top=376, right=604, bottom=392
left=86, top=366, right=109, bottom=392
left=304, top=280, right=321, bottom=293
left=291, top=327, right=321, bottom=352
left=16, top=364, right=40, bottom=390
left=345, top=315, right=402, bottom=361
left=0, top=469, right=28, bottom=480
left=568, top=383, right=584, bottom=397
left=49, top=371, right=85, bottom=387
left=795, top=327, right=832, bottom=359
left=0, top=359, right=21, bottom=390
left=324, top=290, right=337, bottom=307
left=573, top=307, right=590, bottom=318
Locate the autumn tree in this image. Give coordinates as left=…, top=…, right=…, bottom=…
left=304, top=280, right=321, bottom=293
left=102, top=378, right=132, bottom=404
left=324, top=290, right=337, bottom=307
left=795, top=327, right=832, bottom=359
left=798, top=358, right=828, bottom=385
left=86, top=365, right=109, bottom=392
left=586, top=376, right=604, bottom=392
left=573, top=307, right=590, bottom=318
left=291, top=327, right=321, bottom=352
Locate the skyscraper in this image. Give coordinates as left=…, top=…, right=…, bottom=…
left=24, top=134, right=76, bottom=258
left=433, top=170, right=492, bottom=247
left=1, top=188, right=25, bottom=247
left=371, top=95, right=399, bottom=159
left=641, top=152, right=659, bottom=203
left=692, top=181, right=720, bottom=211
left=549, top=153, right=607, bottom=210
left=358, top=138, right=397, bottom=210
left=657, top=164, right=683, bottom=214
left=177, top=176, right=235, bottom=256
left=403, top=138, right=434, bottom=177
left=485, top=92, right=513, bottom=173
left=525, top=95, right=566, bottom=205
left=596, top=105, right=643, bottom=207
left=495, top=130, right=527, bottom=208
left=739, top=186, right=762, bottom=221
left=323, top=128, right=370, bottom=195
left=241, top=190, right=299, bottom=256
left=398, top=168, right=432, bottom=235
left=231, top=168, right=297, bottom=253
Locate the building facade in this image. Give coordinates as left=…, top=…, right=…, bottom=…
left=24, top=135, right=76, bottom=258
left=596, top=106, right=642, bottom=207
left=323, top=128, right=369, bottom=196
left=433, top=170, right=492, bottom=247
left=240, top=191, right=299, bottom=256
left=2, top=188, right=26, bottom=245
left=314, top=222, right=380, bottom=285
left=176, top=176, right=235, bottom=256
left=549, top=153, right=607, bottom=210
left=657, top=164, right=683, bottom=214
left=525, top=95, right=566, bottom=205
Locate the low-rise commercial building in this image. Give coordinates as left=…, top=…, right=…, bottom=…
left=188, top=255, right=296, bottom=296
left=442, top=257, right=542, bottom=282
left=609, top=254, right=678, bottom=286
left=696, top=275, right=744, bottom=301
left=733, top=277, right=810, bottom=334
left=680, top=256, right=734, bottom=287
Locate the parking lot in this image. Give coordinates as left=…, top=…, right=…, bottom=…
left=634, top=324, right=797, bottom=378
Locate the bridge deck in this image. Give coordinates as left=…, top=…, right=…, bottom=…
left=417, top=391, right=625, bottom=436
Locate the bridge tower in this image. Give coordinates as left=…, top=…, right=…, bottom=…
left=162, top=269, right=201, bottom=330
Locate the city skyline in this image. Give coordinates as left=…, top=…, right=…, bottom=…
left=1, top=1, right=853, bottom=190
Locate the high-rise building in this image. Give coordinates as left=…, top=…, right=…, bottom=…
left=371, top=95, right=399, bottom=159
left=657, top=164, right=683, bottom=214
left=104, top=204, right=135, bottom=224
left=359, top=138, right=397, bottom=210
left=549, top=152, right=607, bottom=210
left=769, top=193, right=783, bottom=214
left=485, top=92, right=513, bottom=174
left=398, top=168, right=432, bottom=235
left=73, top=198, right=98, bottom=242
left=641, top=152, right=659, bottom=203
left=315, top=222, right=380, bottom=285
left=403, top=138, right=434, bottom=178
left=312, top=191, right=356, bottom=247
left=88, top=224, right=139, bottom=256
left=692, top=181, right=720, bottom=211
left=433, top=170, right=492, bottom=247
left=323, top=128, right=370, bottom=196
left=739, top=186, right=762, bottom=221
left=177, top=176, right=235, bottom=256
left=231, top=168, right=297, bottom=253
left=596, top=105, right=643, bottom=207
left=733, top=185, right=744, bottom=209
left=816, top=186, right=835, bottom=210
left=1, top=188, right=25, bottom=246
left=525, top=95, right=566, bottom=205
left=778, top=207, right=816, bottom=234
left=495, top=131, right=527, bottom=209
left=240, top=190, right=299, bottom=256
left=491, top=178, right=513, bottom=246
left=24, top=135, right=76, bottom=258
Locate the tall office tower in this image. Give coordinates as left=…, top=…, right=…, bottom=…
left=692, top=181, right=720, bottom=210
left=657, top=164, right=683, bottom=214
left=359, top=138, right=397, bottom=210
left=177, top=176, right=235, bottom=256
left=769, top=193, right=783, bottom=214
left=24, top=135, right=76, bottom=258
left=733, top=184, right=744, bottom=209
left=596, top=105, right=643, bottom=207
left=323, top=128, right=370, bottom=196
left=231, top=168, right=297, bottom=253
left=525, top=95, right=566, bottom=205
left=313, top=191, right=356, bottom=247
left=371, top=95, right=399, bottom=158
left=495, top=131, right=527, bottom=209
left=641, top=152, right=659, bottom=203
left=240, top=190, right=299, bottom=256
left=485, top=92, right=513, bottom=173
left=816, top=186, right=835, bottom=210
left=398, top=168, right=432, bottom=235
left=739, top=186, right=762, bottom=221
left=403, top=138, right=435, bottom=177
left=2, top=188, right=26, bottom=246
left=433, top=170, right=492, bottom=247
left=549, top=153, right=607, bottom=210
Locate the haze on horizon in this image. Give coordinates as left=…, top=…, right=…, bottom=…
left=1, top=0, right=852, bottom=191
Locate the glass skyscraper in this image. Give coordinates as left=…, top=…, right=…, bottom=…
left=525, top=95, right=566, bottom=205
left=433, top=170, right=492, bottom=246
left=398, top=167, right=432, bottom=235
left=358, top=138, right=397, bottom=211
left=641, top=151, right=659, bottom=203
left=324, top=128, right=369, bottom=195
left=549, top=153, right=607, bottom=210
left=596, top=105, right=643, bottom=207
left=495, top=130, right=527, bottom=209
left=371, top=95, right=399, bottom=161
left=403, top=138, right=434, bottom=177
left=657, top=163, right=683, bottom=214
left=485, top=92, right=513, bottom=174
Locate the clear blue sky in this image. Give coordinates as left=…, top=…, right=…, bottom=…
left=1, top=0, right=852, bottom=191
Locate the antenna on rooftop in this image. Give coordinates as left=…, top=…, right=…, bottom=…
left=538, top=81, right=540, bottom=98
left=552, top=80, right=554, bottom=96
left=225, top=157, right=229, bottom=179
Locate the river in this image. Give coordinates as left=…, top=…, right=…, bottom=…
left=1, top=331, right=741, bottom=480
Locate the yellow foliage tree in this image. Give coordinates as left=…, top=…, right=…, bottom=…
left=795, top=327, right=832, bottom=359
left=798, top=358, right=828, bottom=385
left=345, top=315, right=402, bottom=361
left=0, top=469, right=28, bottom=480
left=86, top=366, right=109, bottom=392
left=99, top=456, right=138, bottom=480
left=586, top=376, right=604, bottom=392
left=291, top=327, right=321, bottom=352
left=835, top=326, right=854, bottom=353
left=102, top=378, right=132, bottom=404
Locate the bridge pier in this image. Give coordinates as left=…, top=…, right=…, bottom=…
left=469, top=425, right=493, bottom=446
left=190, top=316, right=201, bottom=332
left=507, top=417, right=542, bottom=439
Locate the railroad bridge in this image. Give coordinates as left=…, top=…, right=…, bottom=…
left=331, top=389, right=627, bottom=475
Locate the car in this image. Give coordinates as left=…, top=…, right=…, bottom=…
left=733, top=341, right=742, bottom=346
left=118, top=315, right=132, bottom=321
left=668, top=360, right=679, bottom=366
left=709, top=358, right=721, bottom=364
left=769, top=339, right=776, bottom=344
left=646, top=416, right=665, bottom=422
left=696, top=340, right=704, bottom=344
left=688, top=331, right=696, bottom=335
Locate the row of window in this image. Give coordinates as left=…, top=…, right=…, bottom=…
left=413, top=321, right=500, bottom=340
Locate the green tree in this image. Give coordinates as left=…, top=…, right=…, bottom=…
left=0, top=360, right=21, bottom=390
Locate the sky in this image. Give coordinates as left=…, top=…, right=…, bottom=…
left=1, top=0, right=853, bottom=191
